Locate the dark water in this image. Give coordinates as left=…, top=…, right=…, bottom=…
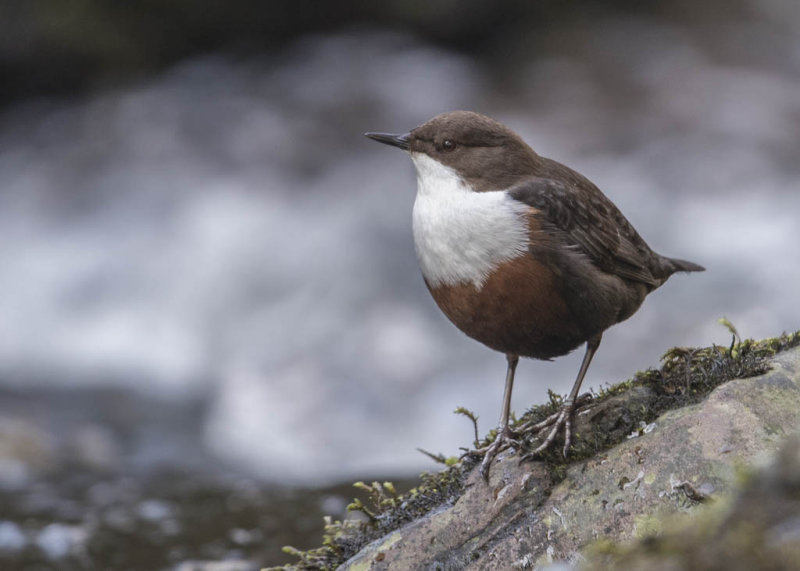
left=1, top=8, right=799, bottom=566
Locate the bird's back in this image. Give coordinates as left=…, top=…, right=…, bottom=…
left=523, top=155, right=704, bottom=289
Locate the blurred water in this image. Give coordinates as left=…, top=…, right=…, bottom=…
left=0, top=21, right=798, bottom=484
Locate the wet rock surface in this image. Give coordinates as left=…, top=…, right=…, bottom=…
left=339, top=345, right=800, bottom=570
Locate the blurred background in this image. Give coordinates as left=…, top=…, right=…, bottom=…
left=1, top=0, right=799, bottom=568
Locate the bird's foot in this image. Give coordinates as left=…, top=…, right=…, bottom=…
left=519, top=393, right=592, bottom=461
left=463, top=425, right=521, bottom=481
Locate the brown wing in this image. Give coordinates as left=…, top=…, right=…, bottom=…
left=508, top=176, right=660, bottom=286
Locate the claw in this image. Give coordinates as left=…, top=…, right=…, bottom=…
left=519, top=393, right=592, bottom=462
left=463, top=426, right=521, bottom=481
left=479, top=426, right=520, bottom=481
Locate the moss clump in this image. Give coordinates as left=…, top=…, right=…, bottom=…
left=510, top=329, right=800, bottom=466
left=270, top=330, right=800, bottom=570
left=265, top=466, right=471, bottom=570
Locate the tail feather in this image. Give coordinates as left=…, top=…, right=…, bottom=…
left=664, top=256, right=705, bottom=274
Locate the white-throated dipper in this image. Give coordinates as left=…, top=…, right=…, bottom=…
left=365, top=111, right=704, bottom=480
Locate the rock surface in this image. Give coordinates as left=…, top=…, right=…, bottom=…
left=340, top=346, right=800, bottom=570
left=583, top=433, right=800, bottom=570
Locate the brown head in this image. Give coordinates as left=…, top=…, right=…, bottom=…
left=366, top=111, right=541, bottom=191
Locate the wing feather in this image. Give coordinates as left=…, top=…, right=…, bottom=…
left=508, top=176, right=659, bottom=286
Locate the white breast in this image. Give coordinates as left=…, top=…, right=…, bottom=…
left=410, top=153, right=530, bottom=288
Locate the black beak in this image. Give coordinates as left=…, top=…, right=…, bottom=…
left=365, top=131, right=410, bottom=151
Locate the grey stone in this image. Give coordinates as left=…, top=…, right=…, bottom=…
left=341, top=347, right=800, bottom=570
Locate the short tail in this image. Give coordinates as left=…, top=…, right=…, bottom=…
left=663, top=256, right=705, bottom=274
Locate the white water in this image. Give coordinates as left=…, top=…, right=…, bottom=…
left=1, top=22, right=798, bottom=483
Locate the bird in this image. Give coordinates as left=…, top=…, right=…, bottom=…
left=365, top=110, right=704, bottom=480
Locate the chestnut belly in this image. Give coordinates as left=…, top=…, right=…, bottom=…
left=426, top=254, right=619, bottom=360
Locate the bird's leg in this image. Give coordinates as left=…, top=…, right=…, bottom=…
left=521, top=334, right=602, bottom=459
left=463, top=354, right=520, bottom=481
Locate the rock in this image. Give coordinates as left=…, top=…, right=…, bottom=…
left=173, top=561, right=257, bottom=571
left=582, top=433, right=800, bottom=570
left=0, top=415, right=56, bottom=489
left=337, top=344, right=800, bottom=570
left=68, top=424, right=123, bottom=472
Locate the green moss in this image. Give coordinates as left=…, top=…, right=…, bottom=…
left=269, top=330, right=800, bottom=570
left=510, top=329, right=800, bottom=467
left=265, top=466, right=470, bottom=571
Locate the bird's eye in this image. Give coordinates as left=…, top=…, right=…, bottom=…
left=441, top=139, right=456, bottom=151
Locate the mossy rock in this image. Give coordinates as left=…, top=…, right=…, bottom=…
left=272, top=331, right=800, bottom=570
